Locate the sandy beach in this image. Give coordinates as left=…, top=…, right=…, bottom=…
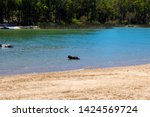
left=0, top=64, right=150, bottom=100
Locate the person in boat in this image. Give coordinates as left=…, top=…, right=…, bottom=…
left=68, top=55, right=80, bottom=60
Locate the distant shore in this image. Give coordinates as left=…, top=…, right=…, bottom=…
left=38, top=24, right=150, bottom=29
left=0, top=64, right=150, bottom=100
left=1, top=24, right=150, bottom=30
left=0, top=26, right=40, bottom=30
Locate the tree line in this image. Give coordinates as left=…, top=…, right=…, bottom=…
left=0, top=0, right=150, bottom=26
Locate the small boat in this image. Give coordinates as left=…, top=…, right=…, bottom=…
left=68, top=55, right=80, bottom=60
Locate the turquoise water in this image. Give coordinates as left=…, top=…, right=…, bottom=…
left=0, top=28, right=150, bottom=75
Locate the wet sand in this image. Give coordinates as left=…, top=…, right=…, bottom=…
left=0, top=64, right=150, bottom=100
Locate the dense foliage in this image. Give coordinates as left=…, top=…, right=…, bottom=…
left=0, top=0, right=150, bottom=26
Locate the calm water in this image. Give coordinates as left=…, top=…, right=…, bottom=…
left=0, top=28, right=150, bottom=75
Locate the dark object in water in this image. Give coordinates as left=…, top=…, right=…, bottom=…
left=0, top=44, right=13, bottom=48
left=68, top=55, right=80, bottom=60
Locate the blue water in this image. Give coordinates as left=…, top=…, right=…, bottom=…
left=0, top=28, right=150, bottom=75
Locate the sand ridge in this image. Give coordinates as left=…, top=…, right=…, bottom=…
left=0, top=64, right=150, bottom=100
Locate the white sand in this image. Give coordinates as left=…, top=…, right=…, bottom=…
left=0, top=64, right=150, bottom=100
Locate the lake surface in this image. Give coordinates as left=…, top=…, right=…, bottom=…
left=0, top=28, right=150, bottom=75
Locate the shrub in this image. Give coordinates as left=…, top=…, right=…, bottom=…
left=72, top=18, right=82, bottom=25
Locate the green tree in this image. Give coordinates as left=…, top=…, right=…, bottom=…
left=0, top=0, right=150, bottom=25
left=0, top=0, right=4, bottom=23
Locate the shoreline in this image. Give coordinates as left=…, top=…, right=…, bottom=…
left=0, top=63, right=149, bottom=77
left=1, top=24, right=150, bottom=30
left=0, top=64, right=150, bottom=100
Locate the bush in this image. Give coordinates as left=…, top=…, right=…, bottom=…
left=79, top=16, right=87, bottom=23
left=72, top=18, right=82, bottom=25
left=105, top=20, right=119, bottom=25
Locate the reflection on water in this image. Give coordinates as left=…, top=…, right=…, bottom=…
left=0, top=28, right=150, bottom=75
